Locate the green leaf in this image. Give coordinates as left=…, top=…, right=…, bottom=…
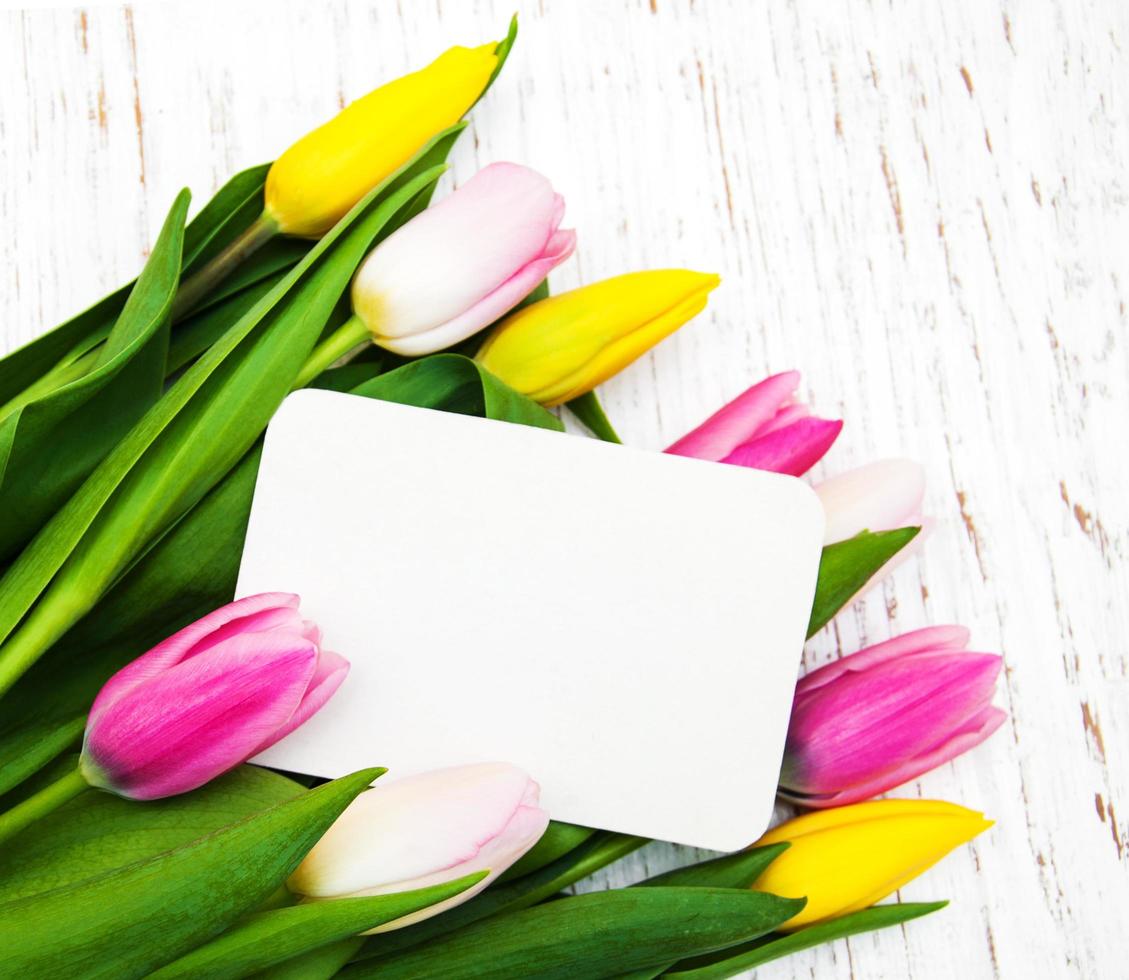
left=257, top=938, right=364, bottom=980
left=148, top=873, right=487, bottom=980
left=663, top=901, right=949, bottom=978
left=0, top=764, right=302, bottom=902
left=0, top=768, right=382, bottom=979
left=498, top=820, right=596, bottom=883
left=566, top=390, right=622, bottom=442
left=636, top=843, right=788, bottom=889
left=0, top=161, right=445, bottom=696
left=480, top=15, right=519, bottom=101
left=342, top=887, right=804, bottom=980
left=0, top=192, right=188, bottom=562
left=807, top=527, right=921, bottom=637
left=352, top=354, right=562, bottom=431
left=354, top=832, right=646, bottom=961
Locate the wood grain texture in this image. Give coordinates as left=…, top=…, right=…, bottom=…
left=1, top=1, right=1126, bottom=976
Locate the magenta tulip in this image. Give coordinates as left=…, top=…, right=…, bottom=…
left=351, top=162, right=576, bottom=356
left=779, top=626, right=1005, bottom=808
left=664, top=370, right=842, bottom=477
left=79, top=593, right=348, bottom=800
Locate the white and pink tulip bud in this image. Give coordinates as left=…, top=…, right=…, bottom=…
left=814, top=458, right=927, bottom=545
left=288, top=762, right=549, bottom=932
left=351, top=162, right=576, bottom=356
left=80, top=593, right=348, bottom=801
left=665, top=370, right=842, bottom=477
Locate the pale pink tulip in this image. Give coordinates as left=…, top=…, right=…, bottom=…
left=80, top=593, right=348, bottom=801
left=351, top=162, right=576, bottom=356
left=289, top=762, right=548, bottom=932
left=665, top=370, right=842, bottom=477
left=779, top=626, right=1005, bottom=807
left=814, top=458, right=926, bottom=544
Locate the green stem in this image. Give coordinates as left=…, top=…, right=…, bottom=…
left=293, top=314, right=370, bottom=390
left=171, top=211, right=279, bottom=321
left=0, top=768, right=87, bottom=845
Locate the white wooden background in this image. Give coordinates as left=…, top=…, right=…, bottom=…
left=2, top=1, right=1127, bottom=977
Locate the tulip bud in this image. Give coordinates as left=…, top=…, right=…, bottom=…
left=79, top=593, right=348, bottom=801
left=815, top=458, right=925, bottom=545
left=780, top=626, right=1005, bottom=807
left=289, top=763, right=548, bottom=932
left=265, top=43, right=499, bottom=238
left=476, top=270, right=720, bottom=406
left=753, top=798, right=992, bottom=929
left=351, top=163, right=576, bottom=356
left=665, top=370, right=842, bottom=476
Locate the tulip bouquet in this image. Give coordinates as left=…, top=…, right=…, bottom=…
left=0, top=19, right=1004, bottom=979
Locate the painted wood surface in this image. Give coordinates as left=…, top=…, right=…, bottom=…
left=1, top=1, right=1126, bottom=976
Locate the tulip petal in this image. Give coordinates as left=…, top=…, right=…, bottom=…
left=721, top=417, right=843, bottom=476
left=289, top=763, right=543, bottom=900
left=816, top=459, right=925, bottom=545
left=379, top=228, right=577, bottom=357
left=356, top=163, right=570, bottom=347
left=266, top=43, right=499, bottom=237
left=795, top=625, right=971, bottom=696
left=362, top=795, right=550, bottom=932
left=83, top=632, right=317, bottom=800
left=263, top=649, right=351, bottom=749
left=665, top=371, right=800, bottom=461
left=89, top=593, right=300, bottom=720
left=755, top=401, right=811, bottom=436
left=787, top=653, right=1002, bottom=788
left=796, top=705, right=1006, bottom=807
left=754, top=799, right=992, bottom=928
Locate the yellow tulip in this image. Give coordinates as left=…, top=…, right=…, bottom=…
left=264, top=42, right=499, bottom=237
left=475, top=270, right=720, bottom=406
left=753, top=799, right=992, bottom=929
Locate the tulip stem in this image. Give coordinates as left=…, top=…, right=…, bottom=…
left=0, top=768, right=87, bottom=846
left=172, top=212, right=280, bottom=321
left=293, top=314, right=370, bottom=389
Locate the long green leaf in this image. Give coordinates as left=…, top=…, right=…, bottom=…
left=0, top=768, right=381, bottom=979
left=354, top=831, right=646, bottom=961
left=566, top=390, right=622, bottom=442
left=342, top=887, right=804, bottom=980
left=149, top=873, right=487, bottom=980
left=636, top=843, right=788, bottom=889
left=0, top=192, right=188, bottom=561
left=0, top=161, right=445, bottom=695
left=663, top=901, right=949, bottom=978
left=258, top=938, right=364, bottom=980
left=0, top=764, right=302, bottom=902
left=807, top=527, right=920, bottom=637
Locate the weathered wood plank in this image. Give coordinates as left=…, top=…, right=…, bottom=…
left=2, top=1, right=1126, bottom=976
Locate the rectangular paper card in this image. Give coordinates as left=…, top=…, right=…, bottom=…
left=238, top=389, right=825, bottom=851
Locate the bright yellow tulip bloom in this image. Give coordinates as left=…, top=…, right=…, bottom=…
left=265, top=42, right=499, bottom=237
left=475, top=270, right=720, bottom=406
left=752, top=798, right=992, bottom=929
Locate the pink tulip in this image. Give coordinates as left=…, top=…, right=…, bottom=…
left=779, top=626, right=1005, bottom=807
left=289, top=762, right=549, bottom=932
left=79, top=593, right=348, bottom=801
left=665, top=370, right=842, bottom=477
left=351, top=162, right=576, bottom=356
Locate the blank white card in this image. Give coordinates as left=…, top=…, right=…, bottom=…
left=238, top=389, right=824, bottom=851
